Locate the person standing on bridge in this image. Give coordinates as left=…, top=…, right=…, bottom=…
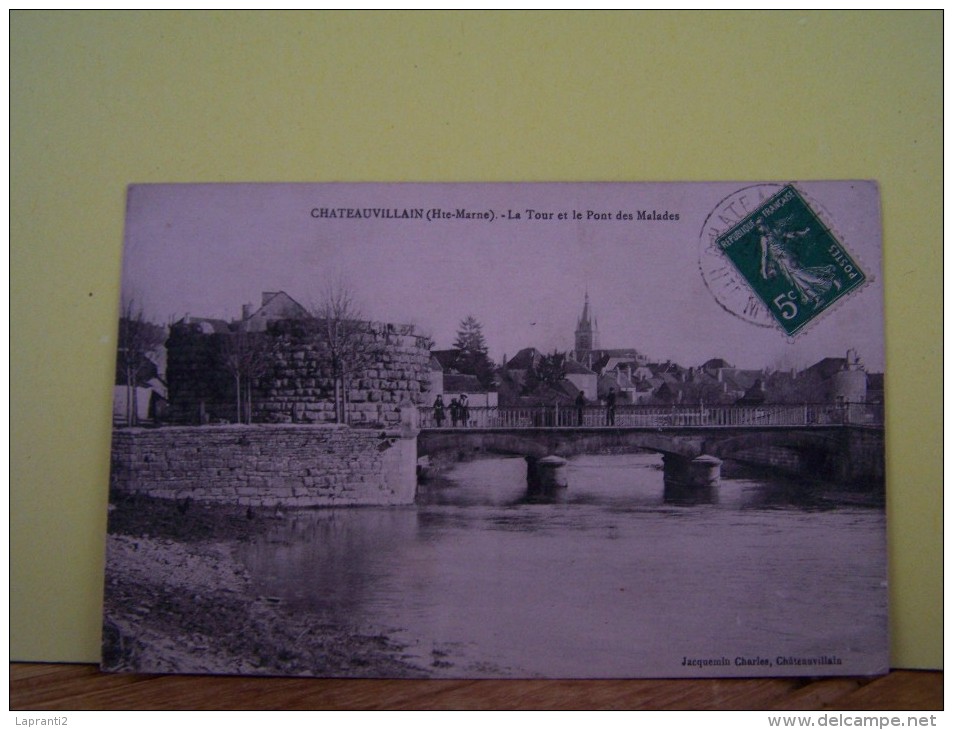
left=605, top=388, right=617, bottom=426
left=449, top=397, right=461, bottom=427
left=433, top=394, right=446, bottom=428
left=575, top=390, right=586, bottom=426
left=459, top=393, right=470, bottom=427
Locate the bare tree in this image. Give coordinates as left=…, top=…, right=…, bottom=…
left=220, top=329, right=272, bottom=423
left=117, top=297, right=165, bottom=426
left=311, top=280, right=382, bottom=424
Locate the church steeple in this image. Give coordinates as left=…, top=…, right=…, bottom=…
left=575, top=291, right=599, bottom=367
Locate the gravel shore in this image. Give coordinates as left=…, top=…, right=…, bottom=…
left=102, top=494, right=427, bottom=677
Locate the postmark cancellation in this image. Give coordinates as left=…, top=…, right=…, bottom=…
left=705, top=184, right=866, bottom=337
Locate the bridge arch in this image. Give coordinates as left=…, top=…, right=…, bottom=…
left=416, top=429, right=707, bottom=461
left=700, top=428, right=843, bottom=459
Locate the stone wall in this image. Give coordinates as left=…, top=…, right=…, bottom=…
left=260, top=320, right=431, bottom=426
left=728, top=445, right=807, bottom=475
left=724, top=428, right=885, bottom=488
left=110, top=422, right=419, bottom=507
left=836, top=426, right=886, bottom=487
left=166, top=319, right=432, bottom=426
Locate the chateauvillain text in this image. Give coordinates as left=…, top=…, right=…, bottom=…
left=310, top=207, right=680, bottom=223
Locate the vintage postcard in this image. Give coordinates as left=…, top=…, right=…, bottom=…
left=103, top=181, right=887, bottom=678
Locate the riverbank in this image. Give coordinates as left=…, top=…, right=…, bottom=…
left=102, top=494, right=427, bottom=677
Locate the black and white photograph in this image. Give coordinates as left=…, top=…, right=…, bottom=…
left=102, top=181, right=887, bottom=679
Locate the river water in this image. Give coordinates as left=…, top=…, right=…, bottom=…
left=239, top=453, right=887, bottom=678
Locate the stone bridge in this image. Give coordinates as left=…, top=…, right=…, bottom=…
left=416, top=405, right=884, bottom=491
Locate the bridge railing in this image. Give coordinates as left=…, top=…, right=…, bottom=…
left=417, top=403, right=883, bottom=429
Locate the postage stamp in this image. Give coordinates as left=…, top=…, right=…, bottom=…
left=713, top=184, right=866, bottom=336
left=698, top=183, right=783, bottom=329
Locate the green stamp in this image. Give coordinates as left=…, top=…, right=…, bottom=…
left=714, top=184, right=866, bottom=336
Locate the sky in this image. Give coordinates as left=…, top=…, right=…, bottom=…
left=120, top=181, right=886, bottom=372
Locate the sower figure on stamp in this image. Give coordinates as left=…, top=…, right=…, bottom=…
left=575, top=390, right=586, bottom=426
left=433, top=394, right=445, bottom=428
left=605, top=388, right=616, bottom=426
left=757, top=217, right=840, bottom=309
left=459, top=393, right=469, bottom=427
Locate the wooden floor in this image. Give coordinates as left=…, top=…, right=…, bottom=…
left=9, top=663, right=942, bottom=711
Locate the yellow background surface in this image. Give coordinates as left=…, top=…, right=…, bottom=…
left=11, top=11, right=942, bottom=668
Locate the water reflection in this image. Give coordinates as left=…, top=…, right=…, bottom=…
left=241, top=507, right=422, bottom=616
left=662, top=482, right=716, bottom=505
left=239, top=453, right=887, bottom=678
